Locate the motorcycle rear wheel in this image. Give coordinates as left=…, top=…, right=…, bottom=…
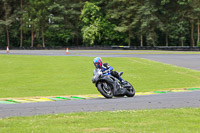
left=125, top=81, right=135, bottom=97
left=97, top=82, right=113, bottom=98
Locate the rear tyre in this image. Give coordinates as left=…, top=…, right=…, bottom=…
left=97, top=82, right=113, bottom=98
left=125, top=81, right=135, bottom=97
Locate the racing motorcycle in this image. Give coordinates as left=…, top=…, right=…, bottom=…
left=92, top=69, right=135, bottom=98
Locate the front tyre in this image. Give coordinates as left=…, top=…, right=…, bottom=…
left=125, top=81, right=135, bottom=97
left=97, top=82, right=113, bottom=98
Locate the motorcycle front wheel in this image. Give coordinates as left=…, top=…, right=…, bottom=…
left=125, top=81, right=135, bottom=97
left=97, top=82, right=113, bottom=98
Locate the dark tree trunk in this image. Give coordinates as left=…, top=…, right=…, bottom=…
left=181, top=39, right=184, bottom=47
left=197, top=19, right=200, bottom=46
left=4, top=1, right=10, bottom=47
left=140, top=35, right=143, bottom=47
left=152, top=28, right=156, bottom=46
left=42, top=26, right=45, bottom=47
left=165, top=31, right=168, bottom=47
left=190, top=22, right=194, bottom=47
left=128, top=27, right=131, bottom=46
left=6, top=26, right=10, bottom=47
left=31, top=29, right=34, bottom=47
left=20, top=0, right=23, bottom=48
left=76, top=35, right=79, bottom=46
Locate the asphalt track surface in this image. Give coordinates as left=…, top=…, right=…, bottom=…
left=1, top=91, right=200, bottom=118
left=0, top=50, right=200, bottom=118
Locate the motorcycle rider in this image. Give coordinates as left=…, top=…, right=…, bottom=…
left=93, top=57, right=125, bottom=84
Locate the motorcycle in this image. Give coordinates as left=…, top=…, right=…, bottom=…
left=92, top=69, right=135, bottom=98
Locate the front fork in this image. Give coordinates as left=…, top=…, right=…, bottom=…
left=102, top=82, right=108, bottom=89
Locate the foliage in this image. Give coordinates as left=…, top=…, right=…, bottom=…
left=81, top=22, right=100, bottom=45
left=45, top=26, right=72, bottom=46
left=80, top=1, right=123, bottom=46
left=198, top=41, right=200, bottom=47
left=0, top=0, right=200, bottom=47
left=80, top=2, right=100, bottom=45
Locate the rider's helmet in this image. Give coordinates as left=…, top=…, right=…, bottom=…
left=93, top=57, right=103, bottom=68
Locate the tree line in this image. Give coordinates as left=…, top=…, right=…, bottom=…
left=0, top=0, right=200, bottom=48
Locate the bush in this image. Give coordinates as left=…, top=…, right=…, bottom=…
left=198, top=42, right=200, bottom=47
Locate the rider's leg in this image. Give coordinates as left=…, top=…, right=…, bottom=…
left=111, top=71, right=125, bottom=82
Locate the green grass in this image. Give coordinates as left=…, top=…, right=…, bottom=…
left=0, top=108, right=199, bottom=133
left=1, top=54, right=200, bottom=132
left=0, top=55, right=200, bottom=98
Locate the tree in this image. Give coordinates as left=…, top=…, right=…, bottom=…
left=178, top=0, right=200, bottom=47
left=20, top=0, right=23, bottom=47
left=159, top=0, right=174, bottom=46
left=0, top=0, right=18, bottom=47
left=107, top=0, right=139, bottom=46
left=136, top=0, right=164, bottom=46
left=23, top=0, right=38, bottom=47
left=81, top=1, right=122, bottom=46
left=62, top=0, right=84, bottom=46
left=1, top=0, right=200, bottom=47
left=23, top=0, right=51, bottom=47
left=80, top=1, right=101, bottom=45
left=47, top=0, right=84, bottom=46
left=189, top=0, right=200, bottom=46
left=36, top=0, right=51, bottom=47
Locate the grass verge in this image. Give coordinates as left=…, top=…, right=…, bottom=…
left=0, top=55, right=200, bottom=98
left=0, top=108, right=199, bottom=133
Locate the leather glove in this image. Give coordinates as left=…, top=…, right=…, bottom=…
left=103, top=69, right=110, bottom=74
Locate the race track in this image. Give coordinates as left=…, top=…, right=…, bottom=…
left=0, top=50, right=200, bottom=118
left=0, top=91, right=200, bottom=118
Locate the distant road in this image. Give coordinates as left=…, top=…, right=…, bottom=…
left=1, top=50, right=200, bottom=71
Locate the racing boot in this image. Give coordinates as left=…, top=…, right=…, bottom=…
left=118, top=76, right=126, bottom=85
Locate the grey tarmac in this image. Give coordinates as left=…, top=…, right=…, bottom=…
left=0, top=91, right=200, bottom=118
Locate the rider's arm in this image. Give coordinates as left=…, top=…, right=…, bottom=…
left=102, top=63, right=113, bottom=73
left=105, top=63, right=113, bottom=71
left=108, top=66, right=113, bottom=71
